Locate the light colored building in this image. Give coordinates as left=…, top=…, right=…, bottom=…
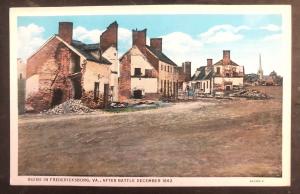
left=119, top=29, right=190, bottom=101
left=191, top=50, right=245, bottom=95
left=190, top=59, right=214, bottom=94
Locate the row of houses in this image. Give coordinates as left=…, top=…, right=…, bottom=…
left=23, top=21, right=192, bottom=112
left=189, top=50, right=245, bottom=95
left=22, top=20, right=250, bottom=112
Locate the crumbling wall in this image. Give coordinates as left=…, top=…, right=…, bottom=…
left=25, top=38, right=75, bottom=112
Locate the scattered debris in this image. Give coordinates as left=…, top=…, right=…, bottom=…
left=110, top=102, right=128, bottom=108
left=230, top=89, right=271, bottom=100
left=43, top=99, right=93, bottom=114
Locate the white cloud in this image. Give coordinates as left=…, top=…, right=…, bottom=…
left=118, top=27, right=132, bottom=50
left=260, top=24, right=281, bottom=32
left=160, top=32, right=203, bottom=72
left=118, top=27, right=131, bottom=41
left=73, top=26, right=103, bottom=43
left=17, top=23, right=46, bottom=60
left=262, top=33, right=282, bottom=42
left=199, top=25, right=250, bottom=44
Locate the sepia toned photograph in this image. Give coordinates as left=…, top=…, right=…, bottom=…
left=10, top=5, right=291, bottom=186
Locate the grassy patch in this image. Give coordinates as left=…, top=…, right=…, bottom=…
left=103, top=106, right=159, bottom=113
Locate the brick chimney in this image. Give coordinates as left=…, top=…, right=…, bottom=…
left=183, top=61, right=192, bottom=82
left=223, top=50, right=230, bottom=65
left=207, top=58, right=213, bottom=67
left=100, top=21, right=118, bottom=53
left=132, top=29, right=146, bottom=48
left=58, top=22, right=73, bottom=44
left=150, top=38, right=162, bottom=52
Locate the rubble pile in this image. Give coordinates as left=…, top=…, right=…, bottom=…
left=110, top=102, right=128, bottom=108
left=44, top=99, right=93, bottom=114
left=230, top=89, right=270, bottom=100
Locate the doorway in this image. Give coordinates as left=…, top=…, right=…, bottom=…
left=51, top=88, right=63, bottom=107
left=133, top=90, right=142, bottom=99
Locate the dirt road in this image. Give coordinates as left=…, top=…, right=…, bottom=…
left=18, top=86, right=282, bottom=177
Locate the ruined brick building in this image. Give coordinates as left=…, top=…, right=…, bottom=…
left=25, top=21, right=119, bottom=111
left=119, top=29, right=191, bottom=101
left=191, top=50, right=244, bottom=94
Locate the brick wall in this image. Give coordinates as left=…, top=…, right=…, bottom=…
left=119, top=54, right=132, bottom=101
left=132, top=29, right=147, bottom=48
left=26, top=37, right=75, bottom=112
left=100, top=21, right=118, bottom=53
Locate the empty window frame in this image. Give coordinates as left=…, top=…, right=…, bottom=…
left=134, top=68, right=142, bottom=76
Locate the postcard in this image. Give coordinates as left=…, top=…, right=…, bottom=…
left=10, top=5, right=291, bottom=187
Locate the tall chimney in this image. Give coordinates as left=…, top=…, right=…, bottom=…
left=150, top=38, right=162, bottom=52
left=100, top=21, right=118, bottom=53
left=207, top=58, right=213, bottom=67
left=58, top=22, right=73, bottom=44
left=223, top=50, right=230, bottom=65
left=132, top=29, right=147, bottom=48
left=183, top=61, right=192, bottom=82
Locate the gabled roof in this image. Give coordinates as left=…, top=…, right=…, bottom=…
left=213, top=59, right=240, bottom=66
left=27, top=35, right=111, bottom=65
left=192, top=66, right=213, bottom=81
left=145, top=45, right=177, bottom=66
left=71, top=40, right=111, bottom=64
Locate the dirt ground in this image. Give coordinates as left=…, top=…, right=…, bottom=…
left=18, top=86, right=282, bottom=177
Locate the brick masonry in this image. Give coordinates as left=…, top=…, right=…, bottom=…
left=26, top=37, right=77, bottom=111
left=100, top=21, right=118, bottom=53
left=119, top=54, right=132, bottom=101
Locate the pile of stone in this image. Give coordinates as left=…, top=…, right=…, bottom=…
left=44, top=99, right=93, bottom=114
left=230, top=89, right=270, bottom=100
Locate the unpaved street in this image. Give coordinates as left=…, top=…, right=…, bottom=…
left=18, top=86, right=282, bottom=177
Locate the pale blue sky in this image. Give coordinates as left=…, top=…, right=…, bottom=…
left=17, top=14, right=283, bottom=75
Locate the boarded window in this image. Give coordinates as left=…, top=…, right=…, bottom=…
left=94, top=82, right=100, bottom=100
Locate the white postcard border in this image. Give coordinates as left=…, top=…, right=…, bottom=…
left=10, top=5, right=291, bottom=187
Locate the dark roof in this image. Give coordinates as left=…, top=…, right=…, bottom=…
left=71, top=40, right=111, bottom=64
left=214, top=59, right=239, bottom=66
left=145, top=45, right=177, bottom=66
left=192, top=66, right=212, bottom=81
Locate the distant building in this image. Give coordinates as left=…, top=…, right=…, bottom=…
left=119, top=29, right=190, bottom=101
left=257, top=54, right=264, bottom=80
left=25, top=21, right=119, bottom=112
left=191, top=50, right=245, bottom=95
left=190, top=59, right=213, bottom=94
